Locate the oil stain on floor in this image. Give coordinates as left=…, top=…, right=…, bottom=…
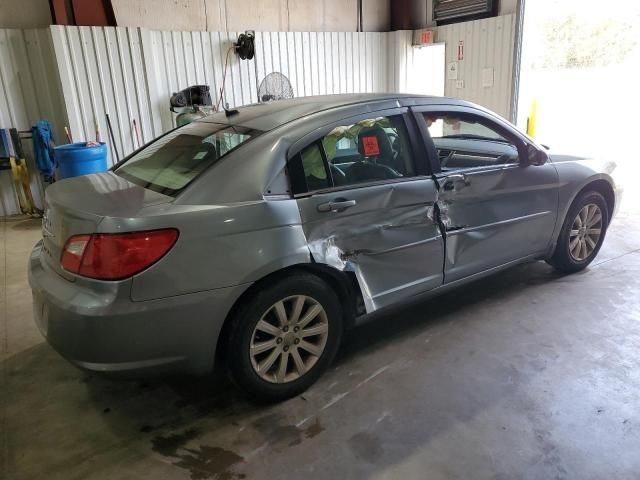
left=152, top=429, right=245, bottom=479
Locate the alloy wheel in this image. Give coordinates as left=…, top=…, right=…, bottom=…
left=569, top=203, right=602, bottom=261
left=249, top=295, right=329, bottom=384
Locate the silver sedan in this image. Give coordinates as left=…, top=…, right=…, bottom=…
left=29, top=94, right=621, bottom=401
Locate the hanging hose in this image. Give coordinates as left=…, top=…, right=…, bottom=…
left=216, top=46, right=235, bottom=111
left=235, top=32, right=255, bottom=60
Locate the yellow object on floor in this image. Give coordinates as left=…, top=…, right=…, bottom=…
left=527, top=99, right=537, bottom=138
left=9, top=157, right=36, bottom=215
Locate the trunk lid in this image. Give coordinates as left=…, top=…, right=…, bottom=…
left=41, top=172, right=172, bottom=280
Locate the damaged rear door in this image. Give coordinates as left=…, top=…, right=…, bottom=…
left=289, top=109, right=444, bottom=312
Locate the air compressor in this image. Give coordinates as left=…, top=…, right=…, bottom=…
left=169, top=85, right=213, bottom=127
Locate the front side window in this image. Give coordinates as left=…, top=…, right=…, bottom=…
left=423, top=113, right=519, bottom=170
left=297, top=115, right=415, bottom=193
left=116, top=122, right=259, bottom=195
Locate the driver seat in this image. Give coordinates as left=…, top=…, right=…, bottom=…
left=346, top=126, right=401, bottom=184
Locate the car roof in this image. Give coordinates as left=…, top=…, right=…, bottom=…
left=199, top=93, right=470, bottom=132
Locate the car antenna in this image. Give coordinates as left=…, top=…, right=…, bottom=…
left=223, top=102, right=239, bottom=117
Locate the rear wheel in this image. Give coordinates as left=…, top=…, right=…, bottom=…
left=226, top=273, right=343, bottom=402
left=547, top=191, right=609, bottom=273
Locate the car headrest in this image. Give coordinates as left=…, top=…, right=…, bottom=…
left=357, top=125, right=394, bottom=161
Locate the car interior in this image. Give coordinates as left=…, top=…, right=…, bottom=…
left=300, top=114, right=522, bottom=192
left=425, top=114, right=519, bottom=171
left=342, top=125, right=404, bottom=184
left=313, top=117, right=414, bottom=189
left=433, top=137, right=519, bottom=170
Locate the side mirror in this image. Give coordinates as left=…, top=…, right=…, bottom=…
left=526, top=144, right=548, bottom=166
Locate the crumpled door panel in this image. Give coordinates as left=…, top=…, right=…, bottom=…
left=436, top=164, right=559, bottom=282
left=297, top=179, right=444, bottom=312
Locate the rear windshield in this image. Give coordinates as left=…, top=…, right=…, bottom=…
left=115, top=122, right=259, bottom=195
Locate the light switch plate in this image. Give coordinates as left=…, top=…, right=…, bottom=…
left=456, top=79, right=464, bottom=89
left=482, top=68, right=494, bottom=87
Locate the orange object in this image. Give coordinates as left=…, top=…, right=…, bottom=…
left=420, top=31, right=433, bottom=44
left=362, top=136, right=380, bottom=156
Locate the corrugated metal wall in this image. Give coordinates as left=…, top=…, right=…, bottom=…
left=435, top=14, right=516, bottom=120
left=51, top=27, right=392, bottom=167
left=1, top=19, right=516, bottom=216
left=387, top=31, right=412, bottom=93
left=50, top=26, right=156, bottom=166
left=0, top=28, right=66, bottom=137
left=145, top=30, right=390, bottom=134
left=0, top=28, right=66, bottom=216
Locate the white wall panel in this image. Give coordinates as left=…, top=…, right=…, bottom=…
left=50, top=26, right=392, bottom=171
left=51, top=25, right=157, bottom=167
left=2, top=21, right=517, bottom=217
left=0, top=16, right=521, bottom=219
left=0, top=28, right=66, bottom=216
left=0, top=28, right=66, bottom=139
left=435, top=14, right=516, bottom=120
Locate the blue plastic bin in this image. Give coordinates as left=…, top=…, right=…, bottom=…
left=55, top=142, right=108, bottom=179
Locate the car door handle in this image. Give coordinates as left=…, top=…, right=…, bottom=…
left=443, top=174, right=469, bottom=191
left=317, top=198, right=357, bottom=213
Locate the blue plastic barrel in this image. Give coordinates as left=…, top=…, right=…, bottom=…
left=54, top=142, right=108, bottom=179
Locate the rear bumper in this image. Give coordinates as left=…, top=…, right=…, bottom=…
left=28, top=241, right=248, bottom=376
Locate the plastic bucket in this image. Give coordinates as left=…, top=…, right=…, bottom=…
left=55, top=142, right=108, bottom=179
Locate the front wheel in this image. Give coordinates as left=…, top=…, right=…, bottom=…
left=226, top=273, right=343, bottom=402
left=547, top=191, right=609, bottom=273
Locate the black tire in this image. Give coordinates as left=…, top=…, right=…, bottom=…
left=226, top=272, right=343, bottom=402
left=547, top=190, right=609, bottom=273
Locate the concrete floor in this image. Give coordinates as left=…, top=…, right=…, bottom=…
left=2, top=209, right=640, bottom=480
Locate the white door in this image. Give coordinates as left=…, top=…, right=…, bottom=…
left=404, top=43, right=446, bottom=97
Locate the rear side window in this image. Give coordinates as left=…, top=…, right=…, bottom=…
left=116, top=122, right=259, bottom=196
left=295, top=115, right=416, bottom=194
left=301, top=144, right=330, bottom=191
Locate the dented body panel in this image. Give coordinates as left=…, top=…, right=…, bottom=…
left=297, top=179, right=443, bottom=312
left=435, top=163, right=559, bottom=283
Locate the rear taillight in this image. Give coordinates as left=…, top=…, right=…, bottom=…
left=61, top=234, right=91, bottom=273
left=61, top=229, right=179, bottom=280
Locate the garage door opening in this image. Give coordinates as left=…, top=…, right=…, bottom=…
left=517, top=0, right=640, bottom=212
left=405, top=43, right=446, bottom=97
